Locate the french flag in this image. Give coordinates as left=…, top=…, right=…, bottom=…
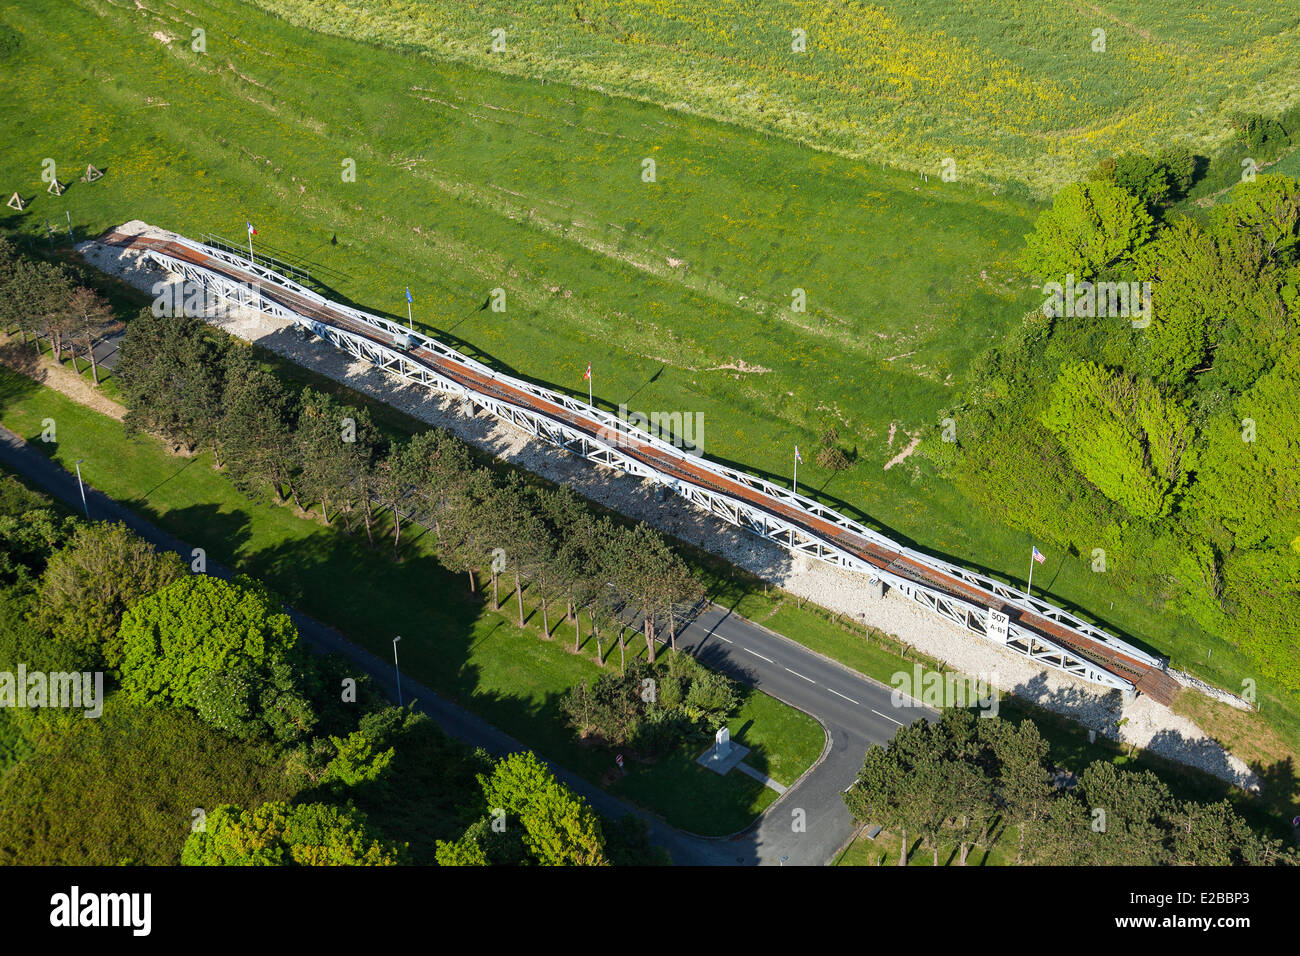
left=247, top=222, right=258, bottom=236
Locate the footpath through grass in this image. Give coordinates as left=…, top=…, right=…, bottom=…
left=0, top=366, right=825, bottom=837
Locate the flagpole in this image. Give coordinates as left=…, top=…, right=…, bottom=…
left=793, top=454, right=798, bottom=497
left=248, top=231, right=254, bottom=263
left=407, top=301, right=413, bottom=331
left=1027, top=550, right=1035, bottom=599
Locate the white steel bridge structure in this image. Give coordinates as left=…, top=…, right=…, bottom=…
left=111, top=227, right=1176, bottom=702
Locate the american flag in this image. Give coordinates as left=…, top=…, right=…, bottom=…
left=795, top=445, right=803, bottom=464
left=1032, top=546, right=1045, bottom=564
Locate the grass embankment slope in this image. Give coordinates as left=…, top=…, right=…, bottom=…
left=1, top=2, right=1296, bottom=761
left=246, top=0, right=1300, bottom=194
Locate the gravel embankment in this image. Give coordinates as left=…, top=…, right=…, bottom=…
left=77, top=222, right=1260, bottom=790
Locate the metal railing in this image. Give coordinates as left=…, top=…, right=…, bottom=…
left=140, top=230, right=1163, bottom=694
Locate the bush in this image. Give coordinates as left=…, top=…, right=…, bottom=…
left=39, top=521, right=185, bottom=669
left=561, top=657, right=739, bottom=753
left=0, top=703, right=293, bottom=865
left=1234, top=112, right=1291, bottom=157
left=182, top=800, right=404, bottom=866
left=118, top=575, right=311, bottom=741
left=0, top=507, right=77, bottom=587
left=470, top=751, right=607, bottom=866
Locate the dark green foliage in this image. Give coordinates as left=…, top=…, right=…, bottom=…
left=38, top=520, right=186, bottom=669
left=118, top=575, right=313, bottom=741
left=295, top=387, right=379, bottom=529
left=218, top=349, right=298, bottom=500
left=0, top=475, right=78, bottom=587
left=191, top=657, right=316, bottom=745
left=561, top=655, right=738, bottom=757
left=844, top=712, right=1294, bottom=866
left=350, top=716, right=494, bottom=861
left=933, top=174, right=1300, bottom=690
left=114, top=316, right=707, bottom=671
left=441, top=750, right=608, bottom=866
left=604, top=812, right=671, bottom=866
left=117, top=309, right=230, bottom=454
left=0, top=701, right=294, bottom=865
left=1091, top=148, right=1199, bottom=209
left=0, top=22, right=20, bottom=59
left=181, top=799, right=404, bottom=865
left=0, top=476, right=618, bottom=867
left=1234, top=112, right=1291, bottom=157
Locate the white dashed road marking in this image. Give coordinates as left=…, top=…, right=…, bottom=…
left=872, top=709, right=904, bottom=726
left=743, top=647, right=774, bottom=663
left=827, top=688, right=859, bottom=705
left=784, top=667, right=815, bottom=683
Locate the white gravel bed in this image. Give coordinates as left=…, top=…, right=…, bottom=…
left=78, top=222, right=1261, bottom=791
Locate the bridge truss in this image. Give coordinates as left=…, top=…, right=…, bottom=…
left=138, top=232, right=1163, bottom=696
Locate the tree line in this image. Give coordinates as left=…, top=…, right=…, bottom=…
left=844, top=710, right=1295, bottom=866
left=116, top=308, right=705, bottom=670
left=925, top=172, right=1300, bottom=689
left=0, top=475, right=655, bottom=864
left=0, top=237, right=120, bottom=384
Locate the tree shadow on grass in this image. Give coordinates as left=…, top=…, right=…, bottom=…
left=145, top=502, right=253, bottom=567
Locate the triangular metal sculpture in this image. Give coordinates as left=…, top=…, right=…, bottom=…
left=82, top=164, right=103, bottom=183
left=6, top=192, right=23, bottom=211
left=47, top=178, right=64, bottom=196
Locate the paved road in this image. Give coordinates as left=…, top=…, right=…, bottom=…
left=0, top=425, right=933, bottom=864
left=671, top=603, right=933, bottom=864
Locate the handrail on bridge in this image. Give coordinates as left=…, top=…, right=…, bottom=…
left=137, top=228, right=1163, bottom=691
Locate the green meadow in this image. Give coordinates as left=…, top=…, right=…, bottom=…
left=247, top=0, right=1300, bottom=194
left=0, top=0, right=1294, bottom=754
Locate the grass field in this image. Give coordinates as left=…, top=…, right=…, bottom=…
left=1, top=0, right=1297, bottom=757
left=244, top=0, right=1300, bottom=194
left=0, top=365, right=826, bottom=836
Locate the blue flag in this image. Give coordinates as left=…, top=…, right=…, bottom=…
left=405, top=287, right=413, bottom=304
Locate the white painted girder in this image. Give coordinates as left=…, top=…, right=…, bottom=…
left=141, top=236, right=1148, bottom=694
